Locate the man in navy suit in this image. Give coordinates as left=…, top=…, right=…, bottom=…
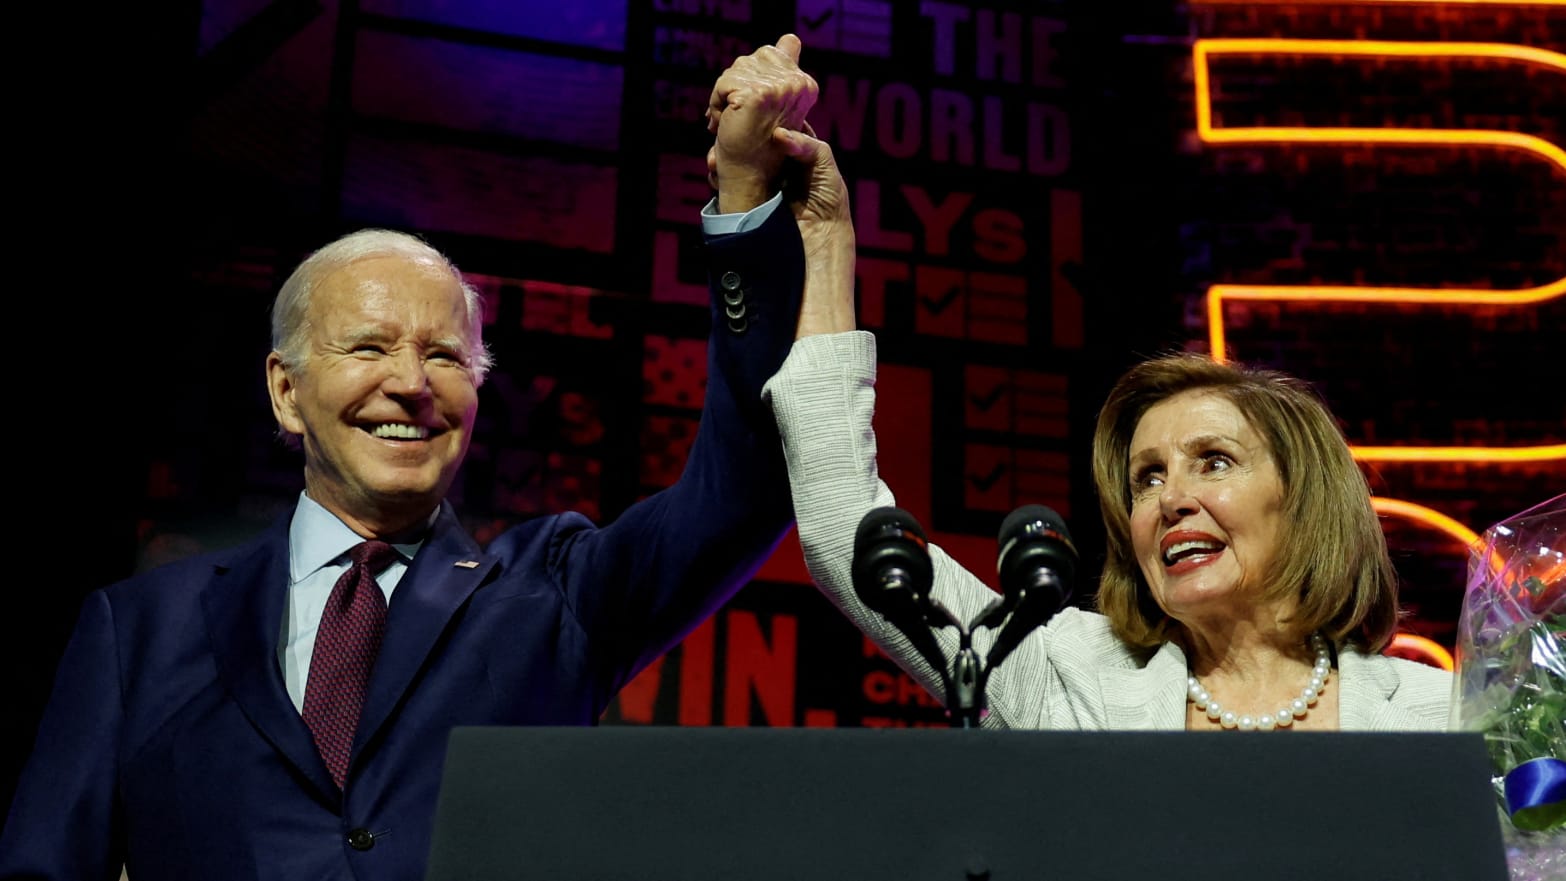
left=1, top=34, right=824, bottom=881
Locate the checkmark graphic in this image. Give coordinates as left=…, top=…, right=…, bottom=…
left=801, top=7, right=835, bottom=31
left=967, top=463, right=1007, bottom=492
left=919, top=286, right=961, bottom=315
left=798, top=0, right=892, bottom=56
left=968, top=384, right=1007, bottom=412
left=797, top=0, right=839, bottom=43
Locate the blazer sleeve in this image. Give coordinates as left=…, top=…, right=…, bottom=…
left=1, top=589, right=127, bottom=881
left=542, top=200, right=805, bottom=694
left=762, top=331, right=1021, bottom=721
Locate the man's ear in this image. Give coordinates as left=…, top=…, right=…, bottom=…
left=266, top=351, right=305, bottom=437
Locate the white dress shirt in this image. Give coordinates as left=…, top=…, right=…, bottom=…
left=277, top=493, right=425, bottom=712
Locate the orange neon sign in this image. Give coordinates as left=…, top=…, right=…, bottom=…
left=1195, top=39, right=1566, bottom=360
left=1372, top=498, right=1485, bottom=551
left=1194, top=38, right=1566, bottom=472
left=1372, top=497, right=1512, bottom=586
left=1353, top=444, right=1566, bottom=465
left=1386, top=634, right=1456, bottom=671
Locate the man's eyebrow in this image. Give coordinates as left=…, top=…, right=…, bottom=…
left=429, top=335, right=470, bottom=355
left=334, top=326, right=388, bottom=346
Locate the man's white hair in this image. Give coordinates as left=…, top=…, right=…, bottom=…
left=270, top=228, right=493, bottom=384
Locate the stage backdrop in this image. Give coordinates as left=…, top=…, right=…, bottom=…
left=38, top=0, right=1565, bottom=739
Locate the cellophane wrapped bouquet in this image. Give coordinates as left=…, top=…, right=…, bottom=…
left=1453, top=492, right=1566, bottom=880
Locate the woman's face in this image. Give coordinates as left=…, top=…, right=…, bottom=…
left=1126, top=389, right=1287, bottom=624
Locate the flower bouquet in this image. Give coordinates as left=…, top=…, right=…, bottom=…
left=1452, top=492, right=1565, bottom=880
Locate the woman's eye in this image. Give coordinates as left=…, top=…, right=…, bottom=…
left=353, top=344, right=385, bottom=355
left=1204, top=453, right=1232, bottom=471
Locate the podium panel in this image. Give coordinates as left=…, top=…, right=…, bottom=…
left=426, top=727, right=1507, bottom=881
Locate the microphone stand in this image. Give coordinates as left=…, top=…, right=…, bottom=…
left=949, top=632, right=983, bottom=729
left=910, top=599, right=997, bottom=729
left=915, top=593, right=1061, bottom=729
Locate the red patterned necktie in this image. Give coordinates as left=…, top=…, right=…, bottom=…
left=301, top=539, right=399, bottom=790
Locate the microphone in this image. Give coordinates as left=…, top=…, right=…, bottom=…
left=852, top=506, right=935, bottom=622
left=851, top=507, right=950, bottom=684
left=986, top=504, right=1078, bottom=672
left=997, top=504, right=1077, bottom=609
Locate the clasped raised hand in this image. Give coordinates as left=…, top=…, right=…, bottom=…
left=706, top=33, right=819, bottom=213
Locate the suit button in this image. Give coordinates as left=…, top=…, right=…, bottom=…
left=720, top=271, right=743, bottom=291
left=347, top=828, right=375, bottom=851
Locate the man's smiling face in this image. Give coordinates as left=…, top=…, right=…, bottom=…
left=267, top=253, right=480, bottom=536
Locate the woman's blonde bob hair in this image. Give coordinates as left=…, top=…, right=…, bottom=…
left=1091, top=352, right=1398, bottom=651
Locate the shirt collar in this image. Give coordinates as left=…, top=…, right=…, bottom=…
left=287, top=492, right=429, bottom=583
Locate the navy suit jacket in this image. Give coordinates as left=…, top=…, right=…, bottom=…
left=1, top=207, right=805, bottom=881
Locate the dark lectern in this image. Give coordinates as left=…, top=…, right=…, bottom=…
left=425, top=727, right=1508, bottom=881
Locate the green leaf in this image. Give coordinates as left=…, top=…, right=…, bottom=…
left=1511, top=799, right=1566, bottom=833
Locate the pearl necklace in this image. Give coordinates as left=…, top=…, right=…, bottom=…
left=1186, top=633, right=1332, bottom=731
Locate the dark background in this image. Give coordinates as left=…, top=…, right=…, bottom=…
left=10, top=0, right=1563, bottom=823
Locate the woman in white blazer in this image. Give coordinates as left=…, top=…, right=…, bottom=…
left=767, top=336, right=1453, bottom=732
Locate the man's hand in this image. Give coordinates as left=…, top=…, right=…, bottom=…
left=707, top=33, right=853, bottom=338
left=706, top=33, right=819, bottom=214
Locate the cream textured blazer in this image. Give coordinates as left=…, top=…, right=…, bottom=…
left=764, top=331, right=1454, bottom=731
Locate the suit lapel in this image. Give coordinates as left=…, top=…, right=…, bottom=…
left=1098, top=641, right=1189, bottom=730
left=1337, top=649, right=1426, bottom=730
left=201, top=514, right=340, bottom=803
left=353, top=504, right=496, bottom=762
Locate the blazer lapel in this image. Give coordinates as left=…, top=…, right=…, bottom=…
left=1098, top=642, right=1189, bottom=730
left=202, top=515, right=340, bottom=803
left=353, top=504, right=496, bottom=762
left=1337, top=649, right=1428, bottom=730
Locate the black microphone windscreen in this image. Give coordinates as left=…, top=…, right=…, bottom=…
left=855, top=506, right=928, bottom=552
left=852, top=507, right=934, bottom=613
left=997, top=504, right=1078, bottom=587
left=999, top=504, right=1071, bottom=548
left=986, top=505, right=1077, bottom=674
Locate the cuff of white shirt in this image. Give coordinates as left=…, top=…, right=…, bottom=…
left=700, top=192, right=784, bottom=236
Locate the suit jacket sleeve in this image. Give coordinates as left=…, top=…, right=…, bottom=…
left=1, top=590, right=127, bottom=881
left=538, top=200, right=805, bottom=695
